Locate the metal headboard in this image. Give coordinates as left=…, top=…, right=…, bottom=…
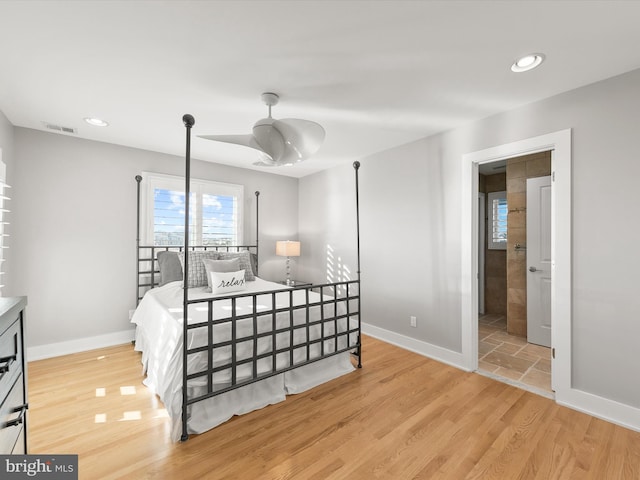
left=134, top=179, right=260, bottom=305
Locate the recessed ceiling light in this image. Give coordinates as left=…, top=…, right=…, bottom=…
left=511, top=53, right=545, bottom=73
left=84, top=117, right=109, bottom=127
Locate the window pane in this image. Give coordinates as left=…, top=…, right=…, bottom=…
left=491, top=197, right=508, bottom=243
left=487, top=191, right=507, bottom=250
left=145, top=173, right=243, bottom=247
left=202, top=194, right=237, bottom=246
left=153, top=188, right=196, bottom=246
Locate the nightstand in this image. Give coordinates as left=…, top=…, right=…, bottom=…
left=279, top=280, right=313, bottom=287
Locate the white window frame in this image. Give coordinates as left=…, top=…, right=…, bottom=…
left=487, top=190, right=507, bottom=250
left=141, top=171, right=244, bottom=246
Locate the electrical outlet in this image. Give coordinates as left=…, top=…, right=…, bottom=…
left=410, top=315, right=417, bottom=327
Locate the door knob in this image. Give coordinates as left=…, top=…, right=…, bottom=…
left=529, top=266, right=537, bottom=272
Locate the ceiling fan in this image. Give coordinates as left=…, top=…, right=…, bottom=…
left=199, top=92, right=325, bottom=167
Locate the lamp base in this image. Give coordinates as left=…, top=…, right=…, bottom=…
left=285, top=256, right=291, bottom=286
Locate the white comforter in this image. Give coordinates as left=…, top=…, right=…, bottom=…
left=132, top=278, right=356, bottom=441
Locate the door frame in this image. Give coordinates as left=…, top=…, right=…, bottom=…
left=460, top=129, right=572, bottom=396
left=478, top=192, right=485, bottom=315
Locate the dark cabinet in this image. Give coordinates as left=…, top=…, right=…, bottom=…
left=0, top=297, right=28, bottom=454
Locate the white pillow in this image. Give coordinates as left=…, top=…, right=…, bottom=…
left=203, top=258, right=240, bottom=292
left=209, top=270, right=247, bottom=294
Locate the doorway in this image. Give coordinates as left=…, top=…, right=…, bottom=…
left=477, top=153, right=552, bottom=396
left=461, top=129, right=572, bottom=401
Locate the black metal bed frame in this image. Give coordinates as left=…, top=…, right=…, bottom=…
left=134, top=114, right=362, bottom=442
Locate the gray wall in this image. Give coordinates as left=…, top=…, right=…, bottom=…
left=0, top=111, right=14, bottom=166
left=8, top=128, right=299, bottom=349
left=298, top=165, right=358, bottom=286
left=299, top=68, right=640, bottom=409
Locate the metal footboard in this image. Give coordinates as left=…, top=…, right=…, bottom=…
left=180, top=279, right=361, bottom=440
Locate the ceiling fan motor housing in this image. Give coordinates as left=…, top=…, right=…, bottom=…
left=261, top=92, right=279, bottom=107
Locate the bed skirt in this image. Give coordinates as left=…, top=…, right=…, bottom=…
left=137, top=340, right=354, bottom=441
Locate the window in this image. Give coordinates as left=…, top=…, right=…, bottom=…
left=142, top=172, right=243, bottom=246
left=0, top=156, right=7, bottom=293
left=488, top=191, right=507, bottom=250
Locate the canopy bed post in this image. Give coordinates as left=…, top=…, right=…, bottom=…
left=135, top=175, right=142, bottom=306
left=353, top=161, right=362, bottom=368
left=132, top=114, right=361, bottom=443
left=255, top=190, right=260, bottom=276
left=181, top=113, right=195, bottom=442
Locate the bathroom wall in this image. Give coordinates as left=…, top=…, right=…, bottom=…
left=505, top=151, right=551, bottom=336
left=482, top=172, right=507, bottom=315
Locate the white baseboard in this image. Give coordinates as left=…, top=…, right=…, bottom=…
left=362, top=322, right=469, bottom=371
left=27, top=329, right=136, bottom=362
left=363, top=322, right=640, bottom=433
left=556, top=388, right=640, bottom=433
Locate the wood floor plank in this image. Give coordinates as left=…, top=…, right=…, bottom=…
left=27, top=336, right=640, bottom=479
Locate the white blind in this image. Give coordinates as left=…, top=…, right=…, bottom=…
left=153, top=189, right=196, bottom=246
left=0, top=159, right=9, bottom=291
left=143, top=172, right=243, bottom=247
left=201, top=193, right=238, bottom=246
left=488, top=191, right=507, bottom=250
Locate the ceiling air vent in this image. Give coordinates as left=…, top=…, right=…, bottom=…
left=42, top=122, right=77, bottom=134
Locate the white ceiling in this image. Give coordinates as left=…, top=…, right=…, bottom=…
left=1, top=1, right=640, bottom=178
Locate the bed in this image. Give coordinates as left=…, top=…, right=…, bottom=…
left=131, top=114, right=363, bottom=441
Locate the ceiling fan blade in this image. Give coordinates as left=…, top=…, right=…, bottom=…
left=273, top=119, right=325, bottom=161
left=252, top=160, right=278, bottom=167
left=198, top=134, right=256, bottom=148
left=198, top=133, right=276, bottom=163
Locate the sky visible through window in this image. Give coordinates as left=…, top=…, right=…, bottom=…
left=153, top=188, right=237, bottom=246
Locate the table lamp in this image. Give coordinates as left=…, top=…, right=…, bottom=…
left=276, top=240, right=300, bottom=285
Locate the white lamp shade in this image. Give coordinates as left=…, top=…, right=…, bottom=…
left=276, top=240, right=300, bottom=257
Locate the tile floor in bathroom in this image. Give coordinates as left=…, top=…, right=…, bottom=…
left=478, top=313, right=553, bottom=396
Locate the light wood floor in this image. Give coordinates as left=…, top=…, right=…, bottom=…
left=28, top=336, right=640, bottom=479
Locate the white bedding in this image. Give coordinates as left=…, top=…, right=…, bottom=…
left=132, top=277, right=357, bottom=441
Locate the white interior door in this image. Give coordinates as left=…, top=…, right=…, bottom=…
left=527, top=175, right=552, bottom=347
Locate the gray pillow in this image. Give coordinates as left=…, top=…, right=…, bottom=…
left=178, top=251, right=221, bottom=288
left=218, top=251, right=256, bottom=281
left=250, top=252, right=258, bottom=276
left=157, top=251, right=183, bottom=286
left=203, top=258, right=240, bottom=291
